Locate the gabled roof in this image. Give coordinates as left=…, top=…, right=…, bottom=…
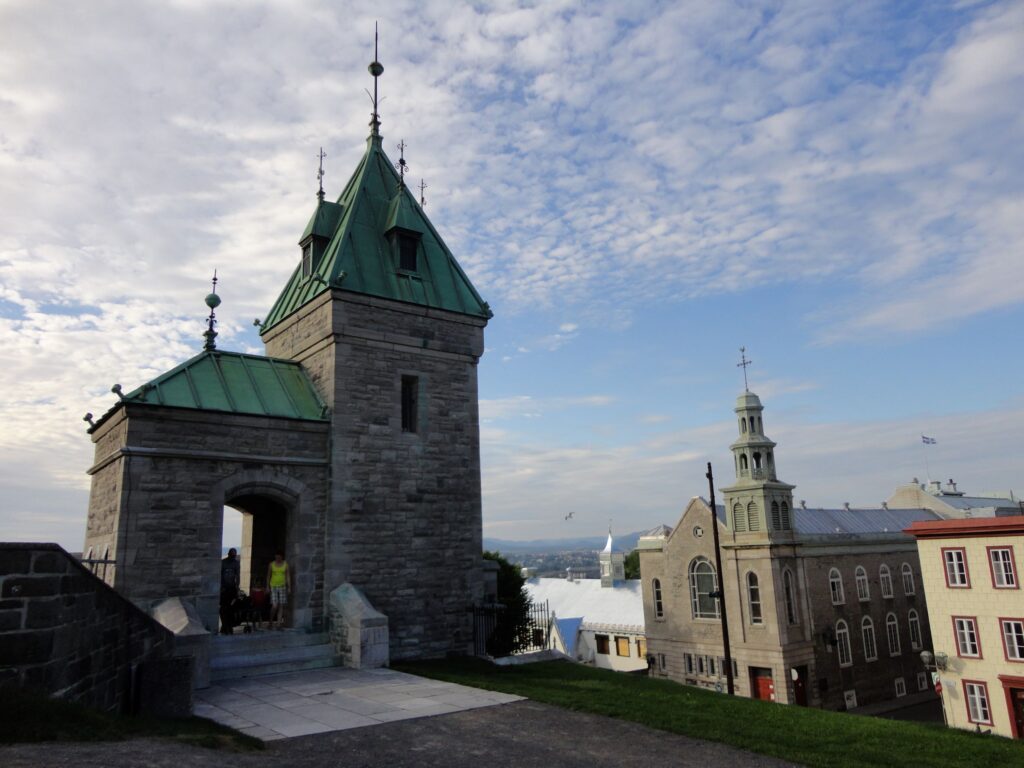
left=110, top=350, right=328, bottom=422
left=793, top=507, right=939, bottom=536
left=300, top=200, right=345, bottom=242
left=525, top=578, right=644, bottom=630
left=262, top=134, right=491, bottom=331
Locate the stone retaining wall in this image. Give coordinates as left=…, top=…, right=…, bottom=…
left=0, top=543, right=173, bottom=713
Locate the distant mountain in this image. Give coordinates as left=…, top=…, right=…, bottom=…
left=483, top=530, right=647, bottom=554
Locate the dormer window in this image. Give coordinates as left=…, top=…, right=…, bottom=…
left=302, top=242, right=313, bottom=277
left=398, top=233, right=418, bottom=272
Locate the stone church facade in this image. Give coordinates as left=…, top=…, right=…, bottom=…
left=640, top=389, right=941, bottom=711
left=83, top=69, right=491, bottom=666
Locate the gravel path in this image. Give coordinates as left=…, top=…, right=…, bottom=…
left=0, top=700, right=797, bottom=768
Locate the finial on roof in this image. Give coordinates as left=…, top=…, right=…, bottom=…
left=418, top=178, right=427, bottom=207
left=737, top=346, right=752, bottom=392
left=396, top=140, right=408, bottom=188
left=317, top=147, right=326, bottom=202
left=203, top=270, right=221, bottom=351
left=367, top=22, right=384, bottom=137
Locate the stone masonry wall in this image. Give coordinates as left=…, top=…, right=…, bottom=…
left=264, top=290, right=488, bottom=661
left=84, top=406, right=330, bottom=632
left=0, top=543, right=172, bottom=713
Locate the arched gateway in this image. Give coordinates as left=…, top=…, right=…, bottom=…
left=82, top=46, right=491, bottom=677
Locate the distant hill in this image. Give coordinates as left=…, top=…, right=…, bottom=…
left=483, top=530, right=647, bottom=554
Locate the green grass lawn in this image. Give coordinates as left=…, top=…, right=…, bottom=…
left=397, top=658, right=1023, bottom=768
left=0, top=690, right=262, bottom=751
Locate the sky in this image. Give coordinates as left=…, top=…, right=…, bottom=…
left=1, top=0, right=1023, bottom=550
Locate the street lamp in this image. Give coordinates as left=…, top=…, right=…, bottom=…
left=920, top=650, right=950, bottom=726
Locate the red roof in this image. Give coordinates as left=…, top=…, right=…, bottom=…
left=904, top=515, right=1024, bottom=539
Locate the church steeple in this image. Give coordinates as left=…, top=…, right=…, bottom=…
left=599, top=528, right=625, bottom=588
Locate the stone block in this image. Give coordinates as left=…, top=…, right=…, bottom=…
left=25, top=598, right=63, bottom=629
left=0, top=629, right=54, bottom=664
left=0, top=550, right=31, bottom=576
left=0, top=608, right=23, bottom=632
left=137, top=656, right=193, bottom=717
left=329, top=582, right=389, bottom=669
left=2, top=576, right=60, bottom=598
left=31, top=552, right=67, bottom=574
left=150, top=598, right=210, bottom=689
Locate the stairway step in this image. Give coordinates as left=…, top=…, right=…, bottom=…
left=209, top=653, right=341, bottom=682
left=211, top=642, right=337, bottom=670
left=211, top=630, right=329, bottom=655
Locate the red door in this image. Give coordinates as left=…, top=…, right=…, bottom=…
left=1012, top=689, right=1024, bottom=739
left=750, top=668, right=775, bottom=701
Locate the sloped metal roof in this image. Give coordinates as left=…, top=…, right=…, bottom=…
left=119, top=350, right=327, bottom=421
left=936, top=495, right=1020, bottom=512
left=525, top=577, right=645, bottom=630
left=794, top=507, right=940, bottom=536
left=262, top=134, right=491, bottom=331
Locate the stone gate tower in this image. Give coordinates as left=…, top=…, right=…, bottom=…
left=82, top=49, right=491, bottom=663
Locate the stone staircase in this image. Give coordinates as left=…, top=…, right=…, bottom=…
left=209, top=630, right=341, bottom=682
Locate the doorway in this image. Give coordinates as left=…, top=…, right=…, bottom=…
left=749, top=667, right=775, bottom=702
left=220, top=493, right=289, bottom=631
left=1011, top=687, right=1024, bottom=739
left=792, top=665, right=809, bottom=706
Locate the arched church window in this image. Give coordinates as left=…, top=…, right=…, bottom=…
left=732, top=502, right=747, bottom=533
left=740, top=454, right=748, bottom=471
left=836, top=620, right=852, bottom=666
left=766, top=450, right=774, bottom=467
left=783, top=568, right=798, bottom=624
left=771, top=501, right=781, bottom=530
left=879, top=564, right=894, bottom=598
left=908, top=610, right=922, bottom=650
left=741, top=418, right=747, bottom=433
left=689, top=558, right=720, bottom=619
left=746, top=501, right=760, bottom=532
left=862, top=616, right=878, bottom=661
left=855, top=566, right=870, bottom=601
left=753, top=452, right=762, bottom=469
left=746, top=572, right=763, bottom=624
left=757, top=417, right=763, bottom=432
left=829, top=568, right=845, bottom=605
left=901, top=563, right=916, bottom=595
left=886, top=612, right=901, bottom=656
left=780, top=501, right=791, bottom=530
left=653, top=579, right=664, bottom=619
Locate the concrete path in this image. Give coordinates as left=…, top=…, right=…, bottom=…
left=194, top=666, right=523, bottom=741
left=0, top=700, right=797, bottom=767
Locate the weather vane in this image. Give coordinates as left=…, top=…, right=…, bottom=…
left=737, top=346, right=752, bottom=391
left=396, top=140, right=408, bottom=187
left=367, top=22, right=383, bottom=136
left=317, top=147, right=326, bottom=202
left=419, top=178, right=427, bottom=207
left=203, top=271, right=221, bottom=352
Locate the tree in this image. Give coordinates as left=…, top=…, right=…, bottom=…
left=624, top=549, right=640, bottom=580
left=483, top=551, right=533, bottom=656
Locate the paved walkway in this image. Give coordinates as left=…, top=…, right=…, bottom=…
left=195, top=667, right=523, bottom=741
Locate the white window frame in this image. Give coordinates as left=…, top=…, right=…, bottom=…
left=652, top=578, right=664, bottom=619
left=954, top=616, right=980, bottom=658
left=829, top=568, right=845, bottom=605
left=1001, top=618, right=1024, bottom=661
left=862, top=617, right=878, bottom=662
left=901, top=563, right=916, bottom=595
left=964, top=681, right=992, bottom=726
left=886, top=612, right=901, bottom=656
left=943, top=548, right=969, bottom=587
left=747, top=571, right=763, bottom=625
left=855, top=566, right=870, bottom=601
left=916, top=671, right=928, bottom=692
left=836, top=620, right=852, bottom=667
left=989, top=547, right=1018, bottom=589
left=879, top=564, right=894, bottom=599
left=895, top=677, right=907, bottom=698
left=908, top=609, right=922, bottom=651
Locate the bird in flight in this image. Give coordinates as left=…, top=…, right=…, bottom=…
left=564, top=511, right=575, bottom=520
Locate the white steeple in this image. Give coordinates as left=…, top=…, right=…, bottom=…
left=599, top=527, right=625, bottom=587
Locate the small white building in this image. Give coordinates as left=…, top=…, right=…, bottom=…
left=525, top=532, right=647, bottom=672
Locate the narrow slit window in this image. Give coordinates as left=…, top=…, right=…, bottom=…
left=399, top=235, right=418, bottom=271
left=401, top=375, right=419, bottom=433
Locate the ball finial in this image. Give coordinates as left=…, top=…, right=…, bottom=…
left=368, top=61, right=383, bottom=77
left=205, top=292, right=221, bottom=309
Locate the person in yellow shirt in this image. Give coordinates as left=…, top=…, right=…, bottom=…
left=266, top=550, right=292, bottom=630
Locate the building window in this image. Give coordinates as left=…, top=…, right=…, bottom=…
left=398, top=234, right=418, bottom=271
left=908, top=609, right=922, bottom=650
left=658, top=653, right=666, bottom=671
left=836, top=620, right=852, bottom=667
left=741, top=417, right=747, bottom=433
left=780, top=501, right=791, bottom=530
left=595, top=634, right=610, bottom=654
left=689, top=557, right=720, bottom=619
left=685, top=653, right=694, bottom=674
left=636, top=638, right=647, bottom=658
left=652, top=578, right=664, bottom=619
left=747, top=572, right=763, bottom=625
left=862, top=617, right=878, bottom=662
left=746, top=501, right=760, bottom=532
left=964, top=681, right=992, bottom=725
left=942, top=548, right=970, bottom=588
left=302, top=242, right=313, bottom=277
left=916, top=671, right=928, bottom=692
left=740, top=454, right=748, bottom=471
left=708, top=656, right=718, bottom=676
left=771, top=501, right=781, bottom=530
left=901, top=563, right=916, bottom=595
left=1001, top=618, right=1024, bottom=661
left=895, top=677, right=907, bottom=698
left=615, top=636, right=630, bottom=657
left=697, top=656, right=705, bottom=674
left=829, top=568, right=845, bottom=605
left=989, top=547, right=1018, bottom=589
left=886, top=613, right=901, bottom=656
left=783, top=568, right=798, bottom=625
left=953, top=616, right=981, bottom=658
left=879, top=564, right=893, bottom=598
left=855, top=566, right=870, bottom=601
left=732, top=502, right=747, bottom=533
left=400, top=375, right=419, bottom=433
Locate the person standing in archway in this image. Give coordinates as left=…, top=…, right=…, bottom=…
left=267, top=550, right=292, bottom=630
left=220, top=548, right=240, bottom=635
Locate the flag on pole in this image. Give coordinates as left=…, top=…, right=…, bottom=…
left=921, top=435, right=937, bottom=445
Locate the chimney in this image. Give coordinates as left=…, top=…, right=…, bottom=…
left=800, top=500, right=807, bottom=510
left=881, top=502, right=888, bottom=510
left=929, top=480, right=942, bottom=493
left=843, top=502, right=851, bottom=511
left=947, top=478, right=958, bottom=493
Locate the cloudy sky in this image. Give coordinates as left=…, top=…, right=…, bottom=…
left=2, top=0, right=1022, bottom=550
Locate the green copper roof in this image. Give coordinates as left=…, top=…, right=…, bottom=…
left=121, top=350, right=327, bottom=420
left=300, top=200, right=345, bottom=242
left=262, top=135, right=491, bottom=332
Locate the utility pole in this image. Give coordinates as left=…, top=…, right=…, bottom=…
left=707, top=461, right=735, bottom=695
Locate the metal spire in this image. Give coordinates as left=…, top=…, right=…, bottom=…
left=367, top=22, right=383, bottom=137
left=396, top=140, right=408, bottom=187
left=203, top=271, right=221, bottom=351
left=737, top=347, right=752, bottom=391
left=418, top=178, right=427, bottom=207
left=317, top=147, right=326, bottom=202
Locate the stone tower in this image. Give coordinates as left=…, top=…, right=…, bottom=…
left=720, top=390, right=795, bottom=538
left=599, top=530, right=625, bottom=587
left=259, top=61, right=491, bottom=660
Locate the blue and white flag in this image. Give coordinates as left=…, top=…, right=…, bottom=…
left=921, top=435, right=937, bottom=445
